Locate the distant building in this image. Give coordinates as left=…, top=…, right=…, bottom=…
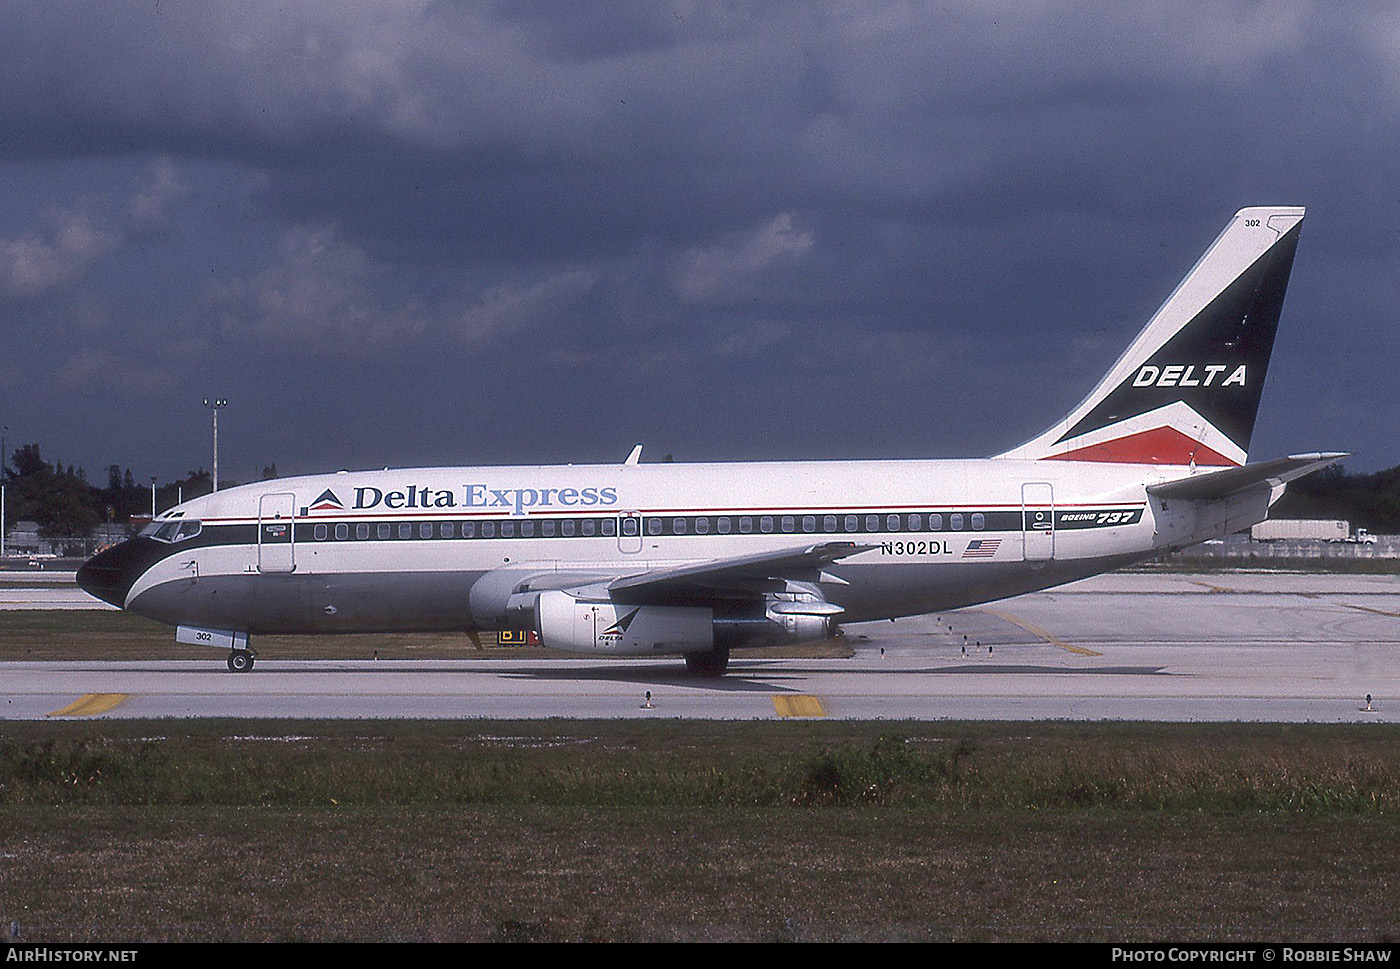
left=4, top=520, right=41, bottom=555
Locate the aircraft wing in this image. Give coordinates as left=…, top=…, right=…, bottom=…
left=604, top=541, right=874, bottom=603
left=1146, top=452, right=1347, bottom=501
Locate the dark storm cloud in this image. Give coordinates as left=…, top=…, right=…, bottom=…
left=1, top=2, right=1398, bottom=480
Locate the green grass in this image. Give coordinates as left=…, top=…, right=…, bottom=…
left=0, top=610, right=852, bottom=662
left=3, top=720, right=1399, bottom=941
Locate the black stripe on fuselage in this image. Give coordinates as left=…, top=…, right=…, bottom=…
left=155, top=506, right=1143, bottom=553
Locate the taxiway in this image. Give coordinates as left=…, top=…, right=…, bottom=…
left=4, top=571, right=1397, bottom=722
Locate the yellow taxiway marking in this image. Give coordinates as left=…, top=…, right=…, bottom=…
left=47, top=694, right=129, bottom=718
left=1296, top=592, right=1400, bottom=619
left=773, top=695, right=826, bottom=718
left=1339, top=602, right=1400, bottom=619
left=978, top=609, right=1102, bottom=656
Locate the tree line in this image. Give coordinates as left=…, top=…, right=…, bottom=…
left=2, top=442, right=277, bottom=541
left=1269, top=463, right=1400, bottom=533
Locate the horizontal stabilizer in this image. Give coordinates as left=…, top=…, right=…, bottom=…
left=1146, top=452, right=1347, bottom=501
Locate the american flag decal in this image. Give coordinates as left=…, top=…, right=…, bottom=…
left=962, top=538, right=1002, bottom=559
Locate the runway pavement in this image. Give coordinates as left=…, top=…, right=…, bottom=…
left=0, top=584, right=116, bottom=609
left=4, top=571, right=1399, bottom=722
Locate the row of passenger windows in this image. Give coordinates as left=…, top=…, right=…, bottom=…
left=309, top=512, right=989, bottom=543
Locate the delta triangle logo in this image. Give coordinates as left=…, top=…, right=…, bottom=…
left=603, top=609, right=640, bottom=637
left=309, top=489, right=344, bottom=512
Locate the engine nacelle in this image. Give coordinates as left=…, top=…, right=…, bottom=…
left=535, top=590, right=713, bottom=655
left=468, top=567, right=615, bottom=629
left=533, top=590, right=841, bottom=657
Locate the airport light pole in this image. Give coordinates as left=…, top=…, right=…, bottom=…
left=151, top=476, right=157, bottom=518
left=2, top=425, right=8, bottom=559
left=203, top=398, right=227, bottom=492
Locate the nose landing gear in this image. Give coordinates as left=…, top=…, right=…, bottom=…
left=227, top=648, right=257, bottom=673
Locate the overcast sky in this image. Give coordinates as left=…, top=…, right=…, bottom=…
left=2, top=1, right=1397, bottom=484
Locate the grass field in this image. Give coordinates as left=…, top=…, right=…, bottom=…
left=2, top=719, right=1399, bottom=942
left=0, top=608, right=526, bottom=661
left=0, top=609, right=853, bottom=663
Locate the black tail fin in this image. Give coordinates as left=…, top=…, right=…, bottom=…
left=999, top=207, right=1304, bottom=467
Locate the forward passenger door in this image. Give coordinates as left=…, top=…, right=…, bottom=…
left=257, top=492, right=297, bottom=573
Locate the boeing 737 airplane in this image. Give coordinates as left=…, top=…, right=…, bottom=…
left=78, top=206, right=1341, bottom=674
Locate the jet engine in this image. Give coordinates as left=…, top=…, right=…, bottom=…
left=535, top=591, right=713, bottom=655
left=532, top=589, right=839, bottom=656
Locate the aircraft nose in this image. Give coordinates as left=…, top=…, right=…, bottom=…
left=76, top=538, right=159, bottom=608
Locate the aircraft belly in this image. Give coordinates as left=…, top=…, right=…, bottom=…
left=129, top=569, right=487, bottom=634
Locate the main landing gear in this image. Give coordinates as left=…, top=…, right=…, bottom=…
left=227, top=648, right=257, bottom=673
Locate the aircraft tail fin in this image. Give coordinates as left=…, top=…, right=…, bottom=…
left=998, top=206, right=1305, bottom=467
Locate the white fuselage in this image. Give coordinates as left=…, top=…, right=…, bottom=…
left=104, top=456, right=1232, bottom=641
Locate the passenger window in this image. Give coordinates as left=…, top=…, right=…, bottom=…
left=695, top=517, right=710, bottom=534
left=739, top=517, right=753, bottom=534
left=314, top=524, right=328, bottom=541
left=581, top=519, right=596, bottom=536
left=781, top=516, right=795, bottom=533
left=950, top=513, right=964, bottom=531
left=802, top=516, right=816, bottom=533
left=887, top=514, right=900, bottom=531
left=622, top=517, right=638, bottom=536
left=335, top=523, right=348, bottom=541
left=647, top=518, right=662, bottom=535
left=378, top=523, right=391, bottom=540
left=845, top=515, right=858, bottom=532
left=929, top=514, right=942, bottom=531
left=441, top=522, right=455, bottom=538
left=357, top=523, right=369, bottom=540
left=461, top=521, right=475, bottom=538
left=601, top=519, right=616, bottom=536
left=717, top=518, right=731, bottom=534
left=866, top=515, right=879, bottom=532
left=760, top=516, right=773, bottom=533
left=541, top=520, right=555, bottom=537
left=673, top=518, right=686, bottom=535
left=972, top=513, right=985, bottom=531
left=400, top=523, right=413, bottom=539
left=824, top=515, right=837, bottom=532
left=482, top=522, right=496, bottom=538
left=909, top=514, right=922, bottom=530
left=562, top=520, right=575, bottom=537
left=500, top=521, right=515, bottom=537
left=520, top=521, right=534, bottom=537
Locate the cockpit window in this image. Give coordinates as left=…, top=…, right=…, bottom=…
left=143, top=520, right=202, bottom=543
